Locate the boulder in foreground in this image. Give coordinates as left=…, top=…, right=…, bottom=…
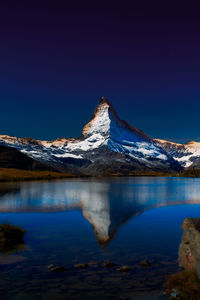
left=178, top=218, right=200, bottom=278
left=0, top=223, right=26, bottom=251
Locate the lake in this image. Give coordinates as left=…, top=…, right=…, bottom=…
left=1, top=177, right=200, bottom=300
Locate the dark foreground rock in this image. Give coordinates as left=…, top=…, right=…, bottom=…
left=165, top=218, right=200, bottom=299
left=165, top=270, right=200, bottom=299
left=0, top=223, right=26, bottom=251
left=178, top=218, right=200, bottom=278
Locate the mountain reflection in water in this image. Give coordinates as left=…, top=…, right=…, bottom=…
left=1, top=177, right=200, bottom=246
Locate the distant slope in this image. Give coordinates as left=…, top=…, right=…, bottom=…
left=155, top=139, right=200, bottom=169
left=0, top=168, right=76, bottom=182
left=0, top=145, right=57, bottom=171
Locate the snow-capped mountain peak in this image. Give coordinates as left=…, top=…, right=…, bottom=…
left=0, top=97, right=182, bottom=174
left=83, top=97, right=150, bottom=142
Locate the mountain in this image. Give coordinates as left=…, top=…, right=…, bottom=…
left=155, top=139, right=200, bottom=168
left=0, top=145, right=57, bottom=171
left=0, top=97, right=181, bottom=175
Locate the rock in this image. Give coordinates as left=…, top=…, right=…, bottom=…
left=170, top=288, right=180, bottom=298
left=74, top=263, right=88, bottom=269
left=48, top=264, right=54, bottom=269
left=178, top=218, right=200, bottom=279
left=116, top=265, right=131, bottom=272
left=103, top=261, right=116, bottom=268
left=140, top=260, right=151, bottom=268
left=88, top=261, right=100, bottom=266
left=0, top=223, right=26, bottom=252
left=165, top=270, right=200, bottom=299
left=170, top=291, right=177, bottom=298
left=48, top=264, right=68, bottom=272
left=50, top=266, right=66, bottom=272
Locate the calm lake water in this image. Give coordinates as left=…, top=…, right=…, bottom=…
left=1, top=177, right=200, bottom=300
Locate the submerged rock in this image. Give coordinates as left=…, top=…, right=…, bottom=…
left=140, top=260, right=151, bottom=268
left=103, top=261, right=116, bottom=268
left=178, top=218, right=200, bottom=279
left=116, top=265, right=131, bottom=272
left=170, top=288, right=180, bottom=298
left=51, top=266, right=66, bottom=272
left=48, top=264, right=54, bottom=269
left=48, top=264, right=68, bottom=272
left=74, top=263, right=88, bottom=269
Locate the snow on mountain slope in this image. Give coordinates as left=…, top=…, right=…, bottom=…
left=81, top=98, right=181, bottom=170
left=0, top=97, right=181, bottom=174
left=0, top=135, right=68, bottom=162
left=79, top=98, right=172, bottom=165
left=155, top=139, right=200, bottom=168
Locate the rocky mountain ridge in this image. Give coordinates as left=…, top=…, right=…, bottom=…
left=0, top=97, right=194, bottom=175
left=155, top=139, right=200, bottom=168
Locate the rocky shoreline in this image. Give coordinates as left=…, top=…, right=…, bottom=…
left=48, top=259, right=152, bottom=273
left=165, top=218, right=200, bottom=299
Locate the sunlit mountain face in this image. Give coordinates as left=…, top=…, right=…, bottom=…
left=0, top=98, right=181, bottom=175
left=1, top=177, right=200, bottom=246
left=155, top=139, right=200, bottom=168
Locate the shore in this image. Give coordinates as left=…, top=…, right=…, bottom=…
left=0, top=168, right=77, bottom=182
left=0, top=168, right=200, bottom=182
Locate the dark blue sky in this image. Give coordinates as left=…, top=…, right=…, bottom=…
left=1, top=1, right=200, bottom=142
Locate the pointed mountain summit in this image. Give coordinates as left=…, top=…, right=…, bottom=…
left=83, top=97, right=150, bottom=142
left=83, top=97, right=115, bottom=136
left=0, top=97, right=182, bottom=174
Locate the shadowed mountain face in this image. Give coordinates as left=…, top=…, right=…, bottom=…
left=0, top=98, right=181, bottom=174
left=1, top=178, right=200, bottom=246
left=0, top=145, right=56, bottom=171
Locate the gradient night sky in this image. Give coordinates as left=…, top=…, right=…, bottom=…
left=1, top=2, right=200, bottom=142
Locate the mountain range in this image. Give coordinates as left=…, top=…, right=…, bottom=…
left=0, top=97, right=200, bottom=175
